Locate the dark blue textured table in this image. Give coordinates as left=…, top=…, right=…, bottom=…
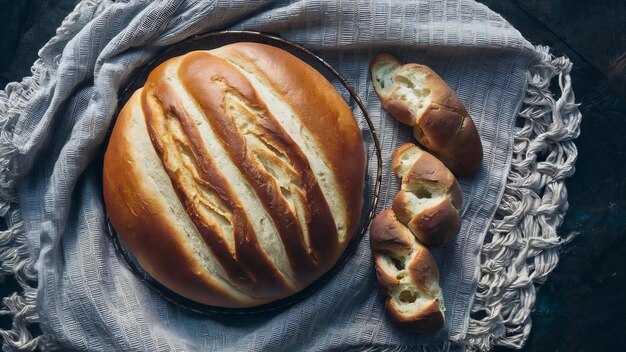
left=1, top=1, right=625, bottom=351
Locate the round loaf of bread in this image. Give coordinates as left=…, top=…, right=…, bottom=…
left=103, top=42, right=366, bottom=308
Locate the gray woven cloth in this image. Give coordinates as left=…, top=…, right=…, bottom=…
left=0, top=0, right=582, bottom=351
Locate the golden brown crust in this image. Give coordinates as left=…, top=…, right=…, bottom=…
left=401, top=149, right=456, bottom=190
left=429, top=110, right=483, bottom=176
left=174, top=52, right=335, bottom=284
left=386, top=299, right=445, bottom=333
left=370, top=210, right=411, bottom=289
left=213, top=42, right=365, bottom=238
left=103, top=91, right=252, bottom=307
left=390, top=143, right=419, bottom=176
left=389, top=190, right=415, bottom=227
left=142, top=58, right=296, bottom=297
left=414, top=104, right=464, bottom=151
left=103, top=43, right=365, bottom=307
left=390, top=144, right=462, bottom=247
left=370, top=209, right=413, bottom=253
left=370, top=53, right=483, bottom=177
left=404, top=197, right=461, bottom=247
left=405, top=245, right=441, bottom=296
left=384, top=100, right=416, bottom=126
left=369, top=209, right=445, bottom=333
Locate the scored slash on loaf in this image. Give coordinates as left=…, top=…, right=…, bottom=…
left=103, top=43, right=366, bottom=308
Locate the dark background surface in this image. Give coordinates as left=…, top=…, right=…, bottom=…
left=1, top=1, right=625, bottom=351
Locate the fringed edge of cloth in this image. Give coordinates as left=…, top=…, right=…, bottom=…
left=463, top=45, right=582, bottom=351
left=0, top=62, right=47, bottom=352
left=0, top=1, right=110, bottom=351
left=344, top=341, right=459, bottom=352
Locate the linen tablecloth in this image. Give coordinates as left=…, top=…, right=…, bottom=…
left=0, top=0, right=581, bottom=350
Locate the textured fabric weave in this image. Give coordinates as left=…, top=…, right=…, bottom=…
left=0, top=0, right=564, bottom=350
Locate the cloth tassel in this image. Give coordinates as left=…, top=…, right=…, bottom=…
left=464, top=46, right=582, bottom=351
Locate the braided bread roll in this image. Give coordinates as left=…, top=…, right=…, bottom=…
left=103, top=43, right=365, bottom=308
left=370, top=209, right=445, bottom=332
left=391, top=143, right=462, bottom=247
left=370, top=142, right=464, bottom=332
left=370, top=53, right=483, bottom=177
